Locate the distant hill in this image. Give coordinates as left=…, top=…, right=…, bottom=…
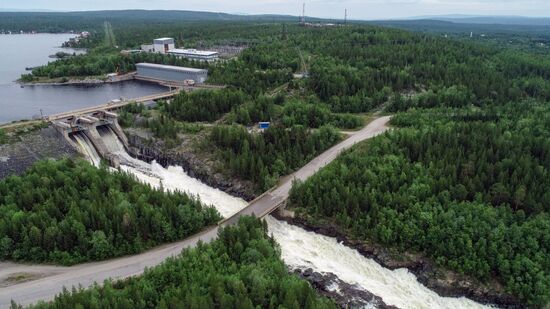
left=0, top=9, right=311, bottom=23
left=406, top=15, right=550, bottom=26
left=0, top=10, right=321, bottom=33
left=370, top=19, right=550, bottom=35
left=0, top=8, right=59, bottom=12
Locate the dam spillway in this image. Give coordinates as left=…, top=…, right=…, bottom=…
left=54, top=110, right=130, bottom=167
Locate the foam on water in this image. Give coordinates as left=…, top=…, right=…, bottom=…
left=120, top=162, right=248, bottom=218
left=265, top=216, right=494, bottom=309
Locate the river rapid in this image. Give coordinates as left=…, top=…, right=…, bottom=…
left=73, top=128, right=494, bottom=309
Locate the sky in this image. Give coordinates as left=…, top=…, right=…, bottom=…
left=2, top=0, right=549, bottom=20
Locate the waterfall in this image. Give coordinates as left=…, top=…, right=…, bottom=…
left=71, top=132, right=101, bottom=167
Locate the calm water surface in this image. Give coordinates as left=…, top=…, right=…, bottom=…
left=0, top=34, right=167, bottom=124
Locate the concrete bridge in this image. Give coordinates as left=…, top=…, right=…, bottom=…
left=47, top=89, right=181, bottom=122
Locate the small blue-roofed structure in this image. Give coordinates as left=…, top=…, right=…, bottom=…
left=259, top=122, right=270, bottom=129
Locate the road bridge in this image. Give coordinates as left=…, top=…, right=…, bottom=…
left=47, top=89, right=180, bottom=122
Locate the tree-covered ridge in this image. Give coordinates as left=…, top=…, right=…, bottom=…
left=288, top=104, right=550, bottom=306
left=210, top=124, right=341, bottom=191
left=25, top=217, right=336, bottom=309
left=0, top=159, right=221, bottom=265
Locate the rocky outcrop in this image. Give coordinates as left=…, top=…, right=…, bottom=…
left=295, top=268, right=398, bottom=309
left=0, top=127, right=77, bottom=179
left=274, top=213, right=525, bottom=309
left=126, top=132, right=256, bottom=201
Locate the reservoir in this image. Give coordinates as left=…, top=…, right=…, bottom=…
left=0, top=34, right=167, bottom=124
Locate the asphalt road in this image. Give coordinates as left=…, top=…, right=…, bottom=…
left=0, top=116, right=390, bottom=308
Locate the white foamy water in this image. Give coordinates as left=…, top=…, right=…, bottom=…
left=73, top=133, right=101, bottom=167
left=266, top=216, right=494, bottom=309
left=76, top=128, right=494, bottom=309
left=95, top=126, right=248, bottom=218
left=120, top=162, right=248, bottom=218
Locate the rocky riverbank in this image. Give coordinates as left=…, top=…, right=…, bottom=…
left=125, top=130, right=256, bottom=201
left=19, top=73, right=135, bottom=87
left=0, top=126, right=77, bottom=179
left=295, top=268, right=397, bottom=309
left=272, top=212, right=524, bottom=309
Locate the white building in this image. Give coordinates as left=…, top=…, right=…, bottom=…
left=153, top=38, right=175, bottom=54
left=141, top=44, right=154, bottom=53
left=141, top=37, right=219, bottom=61
left=167, top=49, right=219, bottom=62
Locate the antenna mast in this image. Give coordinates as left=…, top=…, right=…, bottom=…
left=301, top=3, right=306, bottom=24
left=345, top=9, right=347, bottom=24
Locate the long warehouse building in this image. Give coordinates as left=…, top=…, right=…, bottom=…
left=135, top=63, right=208, bottom=84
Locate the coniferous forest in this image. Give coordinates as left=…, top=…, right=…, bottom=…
left=0, top=159, right=220, bottom=265
left=289, top=103, right=550, bottom=306
left=26, top=217, right=336, bottom=309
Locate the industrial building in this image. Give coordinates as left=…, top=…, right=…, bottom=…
left=135, top=63, right=208, bottom=84
left=140, top=37, right=219, bottom=61
left=168, top=49, right=219, bottom=62
left=153, top=38, right=175, bottom=54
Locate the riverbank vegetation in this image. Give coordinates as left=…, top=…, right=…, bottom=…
left=25, top=217, right=336, bottom=309
left=288, top=103, right=550, bottom=306
left=0, top=159, right=220, bottom=265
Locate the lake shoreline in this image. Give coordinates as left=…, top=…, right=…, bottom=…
left=18, top=72, right=136, bottom=87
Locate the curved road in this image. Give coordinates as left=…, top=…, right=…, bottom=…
left=0, top=116, right=390, bottom=308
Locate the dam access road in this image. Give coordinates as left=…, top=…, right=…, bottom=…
left=0, top=116, right=391, bottom=308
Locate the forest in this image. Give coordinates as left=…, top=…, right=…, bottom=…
left=19, top=21, right=550, bottom=117
left=22, top=217, right=335, bottom=309
left=210, top=124, right=340, bottom=191
left=0, top=159, right=220, bottom=265
left=165, top=89, right=247, bottom=122
left=118, top=88, right=354, bottom=193
left=288, top=102, right=550, bottom=306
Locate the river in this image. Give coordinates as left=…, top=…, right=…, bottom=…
left=0, top=34, right=167, bottom=124
left=74, top=128, right=493, bottom=309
